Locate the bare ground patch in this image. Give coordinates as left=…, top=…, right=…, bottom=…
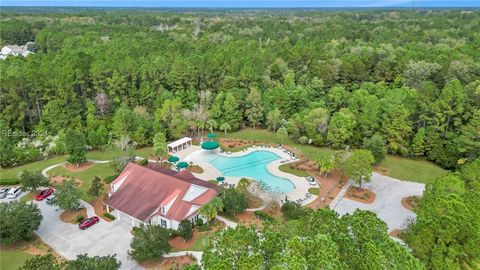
left=63, top=162, right=95, bottom=172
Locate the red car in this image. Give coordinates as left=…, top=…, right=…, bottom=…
left=35, top=188, right=54, bottom=201
left=79, top=216, right=100, bottom=230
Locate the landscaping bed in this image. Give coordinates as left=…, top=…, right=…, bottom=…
left=219, top=138, right=253, bottom=151
left=187, top=165, right=204, bottom=174
left=401, top=195, right=421, bottom=211
left=141, top=255, right=197, bottom=270
left=279, top=163, right=309, bottom=177
left=90, top=198, right=114, bottom=222
left=63, top=162, right=95, bottom=172
left=60, top=208, right=87, bottom=224
left=345, top=186, right=376, bottom=204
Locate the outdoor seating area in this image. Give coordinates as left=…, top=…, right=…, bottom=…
left=306, top=176, right=317, bottom=186
left=281, top=192, right=312, bottom=205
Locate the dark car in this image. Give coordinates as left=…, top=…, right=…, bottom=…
left=35, top=188, right=54, bottom=201
left=79, top=216, right=100, bottom=230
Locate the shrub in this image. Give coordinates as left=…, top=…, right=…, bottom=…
left=103, top=175, right=119, bottom=184
left=221, top=188, right=247, bottom=217
left=254, top=210, right=275, bottom=222
left=103, top=212, right=116, bottom=220
left=195, top=218, right=204, bottom=227
left=0, top=178, right=19, bottom=185
left=281, top=201, right=305, bottom=221
left=75, top=214, right=85, bottom=223
left=138, top=159, right=148, bottom=166
left=178, top=219, right=193, bottom=241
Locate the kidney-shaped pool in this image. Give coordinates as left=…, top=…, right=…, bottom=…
left=200, top=150, right=295, bottom=193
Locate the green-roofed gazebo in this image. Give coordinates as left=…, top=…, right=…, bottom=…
left=168, top=156, right=180, bottom=163
left=207, top=133, right=217, bottom=139
left=177, top=161, right=189, bottom=169
left=201, top=140, right=219, bottom=150
left=216, top=176, right=225, bottom=182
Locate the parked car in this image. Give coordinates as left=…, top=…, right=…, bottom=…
left=0, top=187, right=11, bottom=199
left=6, top=187, right=22, bottom=199
left=79, top=216, right=100, bottom=230
left=35, top=188, right=54, bottom=201
left=46, top=194, right=56, bottom=203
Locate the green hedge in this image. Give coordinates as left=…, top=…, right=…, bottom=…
left=0, top=179, right=19, bottom=185
left=103, top=175, right=119, bottom=184
left=254, top=210, right=275, bottom=222
left=103, top=212, right=116, bottom=220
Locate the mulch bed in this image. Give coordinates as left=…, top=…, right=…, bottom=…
left=305, top=171, right=346, bottom=210
left=187, top=165, right=204, bottom=174
left=219, top=138, right=253, bottom=150
left=389, top=229, right=405, bottom=239
left=236, top=211, right=264, bottom=228
left=141, top=255, right=196, bottom=270
left=401, top=196, right=421, bottom=211
left=63, top=161, right=94, bottom=172
left=90, top=198, right=114, bottom=222
left=60, top=208, right=87, bottom=224
left=345, top=186, right=376, bottom=204
left=168, top=230, right=201, bottom=250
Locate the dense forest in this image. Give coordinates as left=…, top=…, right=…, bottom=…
left=0, top=9, right=479, bottom=169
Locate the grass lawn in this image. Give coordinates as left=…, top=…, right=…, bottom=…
left=379, top=156, right=447, bottom=184
left=308, top=188, right=320, bottom=195
left=189, top=233, right=211, bottom=251
left=279, top=164, right=309, bottom=177
left=0, top=250, right=33, bottom=269
left=223, top=128, right=448, bottom=184
left=0, top=147, right=152, bottom=183
left=48, top=163, right=117, bottom=201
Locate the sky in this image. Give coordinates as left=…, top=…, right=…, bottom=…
left=1, top=0, right=478, bottom=7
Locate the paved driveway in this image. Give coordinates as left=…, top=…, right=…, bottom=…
left=331, top=173, right=425, bottom=232
left=34, top=200, right=142, bottom=270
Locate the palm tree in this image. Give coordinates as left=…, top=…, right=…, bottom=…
left=317, top=154, right=334, bottom=178
left=276, top=126, right=288, bottom=145
left=206, top=119, right=218, bottom=133
left=199, top=198, right=224, bottom=228
left=220, top=123, right=231, bottom=136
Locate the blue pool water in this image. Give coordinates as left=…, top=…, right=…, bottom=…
left=202, top=150, right=295, bottom=193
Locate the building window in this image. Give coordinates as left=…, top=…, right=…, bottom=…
left=160, top=219, right=167, bottom=227
left=161, top=206, right=165, bottom=214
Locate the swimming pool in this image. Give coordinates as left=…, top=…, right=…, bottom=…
left=201, top=150, right=295, bottom=193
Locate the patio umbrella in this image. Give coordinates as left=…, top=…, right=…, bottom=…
left=201, top=140, right=219, bottom=150
left=168, top=156, right=180, bottom=163
left=176, top=161, right=189, bottom=169
left=207, top=133, right=217, bottom=139
left=216, top=176, right=225, bottom=182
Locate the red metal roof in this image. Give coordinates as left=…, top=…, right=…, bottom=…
left=106, top=163, right=217, bottom=222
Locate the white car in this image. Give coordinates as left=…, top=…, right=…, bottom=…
left=46, top=194, right=56, bottom=203
left=0, top=187, right=11, bottom=199
left=6, top=186, right=22, bottom=199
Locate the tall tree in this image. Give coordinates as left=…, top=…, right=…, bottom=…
left=65, top=129, right=87, bottom=167
left=48, top=179, right=81, bottom=211
left=266, top=108, right=282, bottom=132
left=18, top=170, right=49, bottom=192
left=87, top=176, right=104, bottom=198
left=199, top=198, right=223, bottom=228
left=362, top=133, right=387, bottom=165
left=128, top=224, right=171, bottom=263
left=327, top=108, right=356, bottom=148
left=245, top=87, right=264, bottom=129
left=344, top=150, right=375, bottom=188
left=0, top=201, right=42, bottom=244
left=153, top=131, right=167, bottom=157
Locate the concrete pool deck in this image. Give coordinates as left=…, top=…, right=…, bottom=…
left=184, top=146, right=318, bottom=205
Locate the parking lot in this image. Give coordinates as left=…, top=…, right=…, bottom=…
left=331, top=173, right=425, bottom=232
left=34, top=200, right=141, bottom=270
